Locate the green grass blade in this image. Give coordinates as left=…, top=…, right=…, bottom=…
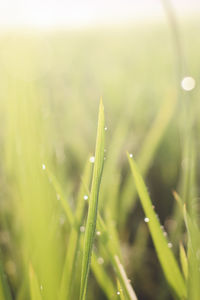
left=120, top=94, right=177, bottom=227
left=46, top=158, right=115, bottom=299
left=114, top=255, right=137, bottom=300
left=183, top=206, right=200, bottom=300
left=97, top=217, right=138, bottom=300
left=29, top=264, right=43, bottom=300
left=127, top=154, right=186, bottom=299
left=179, top=243, right=188, bottom=280
left=91, top=253, right=115, bottom=299
left=116, top=279, right=125, bottom=300
left=79, top=99, right=105, bottom=300
left=59, top=160, right=92, bottom=300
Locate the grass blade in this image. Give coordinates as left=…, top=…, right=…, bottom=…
left=97, top=217, right=138, bottom=300
left=79, top=99, right=105, bottom=300
left=114, top=255, right=137, bottom=300
left=59, top=160, right=92, bottom=300
left=179, top=243, right=188, bottom=280
left=120, top=94, right=177, bottom=227
left=29, top=264, right=42, bottom=300
left=127, top=154, right=186, bottom=299
left=46, top=159, right=115, bottom=300
left=183, top=206, right=200, bottom=300
left=91, top=253, right=115, bottom=299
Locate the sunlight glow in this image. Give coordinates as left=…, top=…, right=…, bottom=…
left=0, top=0, right=199, bottom=29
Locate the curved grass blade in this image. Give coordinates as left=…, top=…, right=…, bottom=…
left=127, top=154, right=186, bottom=299
left=79, top=99, right=105, bottom=300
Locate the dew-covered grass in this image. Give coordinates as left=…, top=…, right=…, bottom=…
left=0, top=17, right=200, bottom=300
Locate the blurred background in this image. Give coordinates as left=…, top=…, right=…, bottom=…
left=0, top=1, right=199, bottom=300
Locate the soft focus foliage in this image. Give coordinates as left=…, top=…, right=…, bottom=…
left=0, top=19, right=199, bottom=300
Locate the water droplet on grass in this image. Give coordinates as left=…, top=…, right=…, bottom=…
left=42, top=164, right=46, bottom=170
left=56, top=194, right=60, bottom=200
left=117, top=291, right=120, bottom=295
left=96, top=231, right=101, bottom=236
left=129, top=153, right=133, bottom=158
left=80, top=226, right=85, bottom=233
left=104, top=126, right=108, bottom=131
left=181, top=76, right=196, bottom=91
left=83, top=195, right=88, bottom=200
left=144, top=217, right=149, bottom=223
left=97, top=257, right=104, bottom=264
left=89, top=156, right=95, bottom=163
left=168, top=242, right=173, bottom=248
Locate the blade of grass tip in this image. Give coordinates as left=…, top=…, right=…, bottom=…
left=127, top=154, right=186, bottom=299
left=79, top=99, right=105, bottom=300
left=59, top=160, right=92, bottom=300
left=0, top=259, right=12, bottom=300
left=179, top=243, right=188, bottom=280
left=29, top=264, right=43, bottom=300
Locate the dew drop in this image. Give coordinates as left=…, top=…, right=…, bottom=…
left=80, top=226, right=85, bottom=233
left=42, top=164, right=46, bottom=170
left=104, top=126, right=108, bottom=131
left=117, top=291, right=120, bottom=295
left=144, top=217, right=149, bottom=223
left=97, top=257, right=104, bottom=264
left=83, top=195, right=88, bottom=200
left=96, top=231, right=101, bottom=236
left=163, top=231, right=168, bottom=237
left=89, top=156, right=95, bottom=163
left=181, top=76, right=196, bottom=91
left=40, top=285, right=43, bottom=291
left=56, top=194, right=60, bottom=201
left=168, top=242, right=173, bottom=248
left=129, top=153, right=133, bottom=158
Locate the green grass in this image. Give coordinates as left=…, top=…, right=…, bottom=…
left=79, top=99, right=105, bottom=300
left=0, top=16, right=199, bottom=300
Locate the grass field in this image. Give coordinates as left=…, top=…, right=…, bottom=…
left=0, top=17, right=199, bottom=300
